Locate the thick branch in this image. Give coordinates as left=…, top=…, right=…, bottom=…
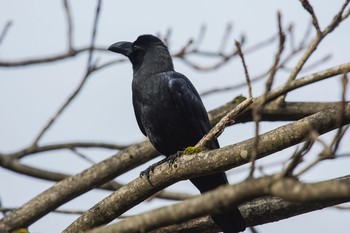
left=86, top=175, right=350, bottom=233
left=63, top=103, right=350, bottom=233
left=150, top=176, right=350, bottom=233
left=0, top=141, right=158, bottom=233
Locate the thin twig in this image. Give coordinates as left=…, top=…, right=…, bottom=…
left=195, top=97, right=253, bottom=149
left=294, top=131, right=340, bottom=177
left=331, top=73, right=349, bottom=153
left=0, top=46, right=108, bottom=67
left=87, top=0, right=102, bottom=71
left=70, top=148, right=97, bottom=165
left=161, top=28, right=172, bottom=46
left=177, top=39, right=194, bottom=57
left=287, top=0, right=350, bottom=84
left=280, top=140, right=313, bottom=177
left=0, top=21, right=12, bottom=45
left=267, top=11, right=285, bottom=90
left=3, top=141, right=127, bottom=159
left=191, top=24, right=206, bottom=50
left=249, top=12, right=286, bottom=178
left=301, top=22, right=314, bottom=50
left=0, top=207, right=86, bottom=216
left=235, top=40, right=253, bottom=98
left=299, top=0, right=322, bottom=35
left=63, top=0, right=73, bottom=51
left=219, top=23, right=233, bottom=54
left=287, top=23, right=295, bottom=51
left=248, top=115, right=260, bottom=178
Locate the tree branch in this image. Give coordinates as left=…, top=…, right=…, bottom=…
left=0, top=141, right=158, bottom=233
left=62, top=103, right=350, bottom=233
left=86, top=175, right=350, bottom=233
left=150, top=176, right=350, bottom=233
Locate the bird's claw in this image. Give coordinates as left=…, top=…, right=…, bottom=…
left=139, top=152, right=182, bottom=184
left=167, top=151, right=183, bottom=166
left=140, top=165, right=157, bottom=185
left=140, top=166, right=153, bottom=181
left=140, top=158, right=168, bottom=185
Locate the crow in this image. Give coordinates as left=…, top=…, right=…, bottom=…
left=108, top=34, right=246, bottom=233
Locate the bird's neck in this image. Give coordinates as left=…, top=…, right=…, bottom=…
left=134, top=47, right=174, bottom=75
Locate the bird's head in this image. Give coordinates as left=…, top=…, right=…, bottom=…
left=108, top=34, right=173, bottom=73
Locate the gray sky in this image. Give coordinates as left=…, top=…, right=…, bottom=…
left=1, top=1, right=350, bottom=232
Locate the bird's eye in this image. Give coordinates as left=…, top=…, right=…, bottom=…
left=132, top=45, right=141, bottom=52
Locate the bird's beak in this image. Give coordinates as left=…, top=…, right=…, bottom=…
left=108, top=41, right=133, bottom=57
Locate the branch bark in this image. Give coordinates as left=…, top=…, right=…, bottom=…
left=86, top=175, right=350, bottom=233
left=0, top=141, right=158, bottom=233
left=62, top=103, right=350, bottom=233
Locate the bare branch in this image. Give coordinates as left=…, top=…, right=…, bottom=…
left=0, top=46, right=108, bottom=67
left=219, top=23, right=233, bottom=54
left=286, top=1, right=350, bottom=84
left=0, top=141, right=159, bottom=233
left=86, top=176, right=350, bottom=233
left=196, top=97, right=253, bottom=149
left=235, top=40, right=253, bottom=98
left=62, top=103, right=350, bottom=233
left=257, top=63, right=350, bottom=106
left=1, top=207, right=85, bottom=216
left=150, top=190, right=350, bottom=233
left=0, top=21, right=12, bottom=45
left=86, top=0, right=102, bottom=71
left=267, top=11, right=285, bottom=91
left=280, top=140, right=313, bottom=177
left=0, top=151, right=192, bottom=202
left=63, top=0, right=73, bottom=50
left=331, top=73, right=349, bottom=153
left=299, top=0, right=322, bottom=35
left=4, top=142, right=127, bottom=159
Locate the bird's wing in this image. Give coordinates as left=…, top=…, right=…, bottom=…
left=132, top=94, right=147, bottom=136
left=168, top=73, right=219, bottom=149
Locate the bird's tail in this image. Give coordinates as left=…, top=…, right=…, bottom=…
left=190, top=172, right=246, bottom=233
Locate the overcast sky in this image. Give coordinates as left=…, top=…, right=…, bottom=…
left=1, top=1, right=350, bottom=232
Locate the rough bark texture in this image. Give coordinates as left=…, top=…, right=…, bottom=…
left=63, top=103, right=350, bottom=233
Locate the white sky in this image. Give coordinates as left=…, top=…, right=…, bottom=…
left=1, top=1, right=350, bottom=232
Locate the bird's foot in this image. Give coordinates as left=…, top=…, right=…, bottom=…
left=166, top=151, right=183, bottom=166
left=140, top=158, right=168, bottom=185
left=139, top=151, right=183, bottom=184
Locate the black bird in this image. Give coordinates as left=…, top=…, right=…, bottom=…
left=108, top=35, right=246, bottom=233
